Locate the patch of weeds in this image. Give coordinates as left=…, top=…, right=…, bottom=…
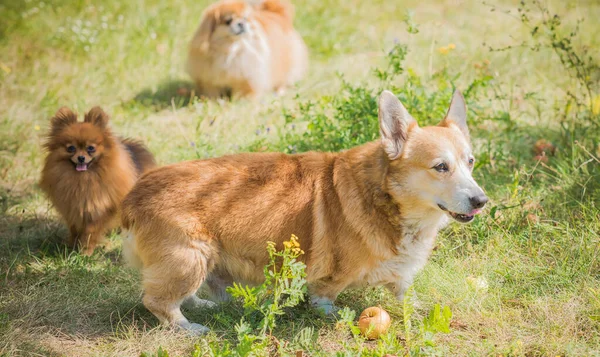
left=143, top=236, right=454, bottom=357
left=196, top=234, right=308, bottom=356
left=334, top=287, right=452, bottom=357
left=248, top=40, right=500, bottom=155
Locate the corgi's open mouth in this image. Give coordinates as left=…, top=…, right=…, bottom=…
left=438, top=204, right=481, bottom=223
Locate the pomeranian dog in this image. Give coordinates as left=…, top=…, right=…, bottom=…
left=186, top=0, right=308, bottom=99
left=40, top=107, right=156, bottom=255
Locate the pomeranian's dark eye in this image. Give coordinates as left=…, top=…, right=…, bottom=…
left=67, top=145, right=76, bottom=153
left=434, top=163, right=449, bottom=172
left=87, top=146, right=96, bottom=153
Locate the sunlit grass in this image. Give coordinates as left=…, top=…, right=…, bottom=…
left=1, top=0, right=599, bottom=356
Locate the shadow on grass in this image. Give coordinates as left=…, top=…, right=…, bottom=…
left=0, top=205, right=330, bottom=345
left=132, top=79, right=197, bottom=111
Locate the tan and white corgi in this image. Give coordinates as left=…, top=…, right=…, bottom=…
left=121, top=90, right=488, bottom=334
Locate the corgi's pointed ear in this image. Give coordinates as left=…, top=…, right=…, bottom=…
left=84, top=106, right=109, bottom=129
left=378, top=90, right=416, bottom=160
left=441, top=90, right=469, bottom=139
left=50, top=107, right=77, bottom=135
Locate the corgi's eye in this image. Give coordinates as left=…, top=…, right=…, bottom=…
left=468, top=157, right=475, bottom=166
left=87, top=146, right=96, bottom=153
left=224, top=17, right=232, bottom=25
left=433, top=163, right=449, bottom=172
left=67, top=145, right=76, bottom=153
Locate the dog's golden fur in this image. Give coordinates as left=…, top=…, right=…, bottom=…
left=186, top=0, right=308, bottom=99
left=122, top=90, right=487, bottom=333
left=40, top=107, right=156, bottom=255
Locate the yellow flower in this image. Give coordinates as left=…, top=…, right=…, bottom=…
left=290, top=234, right=300, bottom=248
left=283, top=241, right=293, bottom=250
left=592, top=94, right=600, bottom=116
left=0, top=62, right=11, bottom=74
left=438, top=43, right=456, bottom=55
left=34, top=125, right=40, bottom=131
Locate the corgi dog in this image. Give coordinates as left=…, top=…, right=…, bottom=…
left=121, top=90, right=487, bottom=333
left=186, top=0, right=308, bottom=99
left=40, top=107, right=156, bottom=255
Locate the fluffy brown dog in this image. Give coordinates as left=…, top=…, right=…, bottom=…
left=40, top=107, right=155, bottom=255
left=186, top=0, right=308, bottom=99
left=122, top=90, right=488, bottom=334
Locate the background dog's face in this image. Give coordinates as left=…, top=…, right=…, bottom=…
left=46, top=107, right=111, bottom=172
left=379, top=91, right=488, bottom=223
left=197, top=1, right=255, bottom=47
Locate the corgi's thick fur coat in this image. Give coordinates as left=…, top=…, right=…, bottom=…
left=186, top=0, right=308, bottom=99
left=122, top=90, right=488, bottom=333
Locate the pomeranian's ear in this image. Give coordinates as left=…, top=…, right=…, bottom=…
left=84, top=106, right=109, bottom=129
left=192, top=6, right=219, bottom=52
left=50, top=107, right=78, bottom=135
left=256, top=0, right=294, bottom=21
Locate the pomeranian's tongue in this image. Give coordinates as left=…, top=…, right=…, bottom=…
left=76, top=163, right=88, bottom=172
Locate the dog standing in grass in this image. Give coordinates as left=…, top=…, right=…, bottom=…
left=121, top=90, right=488, bottom=334
left=186, top=0, right=308, bottom=99
left=40, top=107, right=156, bottom=255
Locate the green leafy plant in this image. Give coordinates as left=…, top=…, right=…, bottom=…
left=250, top=40, right=498, bottom=156
left=199, top=235, right=308, bottom=357
left=488, top=0, right=599, bottom=119
left=402, top=287, right=453, bottom=357
left=519, top=1, right=599, bottom=115
left=227, top=235, right=307, bottom=336
left=140, top=346, right=169, bottom=357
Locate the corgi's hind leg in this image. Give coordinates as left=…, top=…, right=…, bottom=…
left=140, top=241, right=214, bottom=335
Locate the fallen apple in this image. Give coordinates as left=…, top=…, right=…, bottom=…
left=358, top=306, right=391, bottom=339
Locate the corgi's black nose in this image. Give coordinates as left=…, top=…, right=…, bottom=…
left=469, top=194, right=488, bottom=209
left=77, top=156, right=86, bottom=163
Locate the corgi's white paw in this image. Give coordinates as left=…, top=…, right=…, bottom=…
left=178, top=321, right=210, bottom=336
left=182, top=295, right=218, bottom=309
left=311, top=296, right=339, bottom=315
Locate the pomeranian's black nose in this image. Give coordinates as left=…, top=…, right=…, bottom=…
left=233, top=21, right=245, bottom=34
left=469, top=194, right=489, bottom=209
left=77, top=156, right=86, bottom=163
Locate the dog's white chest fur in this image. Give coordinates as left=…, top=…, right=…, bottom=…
left=210, top=28, right=271, bottom=89
left=358, top=214, right=448, bottom=295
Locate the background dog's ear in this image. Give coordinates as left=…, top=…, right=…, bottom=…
left=378, top=90, right=416, bottom=160
left=84, top=106, right=109, bottom=129
left=50, top=107, right=77, bottom=135
left=440, top=90, right=469, bottom=139
left=192, top=6, right=219, bottom=52
left=256, top=0, right=294, bottom=22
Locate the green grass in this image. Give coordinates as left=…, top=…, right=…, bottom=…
left=1, top=0, right=600, bottom=356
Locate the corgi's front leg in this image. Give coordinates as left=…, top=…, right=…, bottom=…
left=386, top=280, right=411, bottom=302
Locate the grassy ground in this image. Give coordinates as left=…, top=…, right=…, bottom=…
left=1, top=0, right=600, bottom=356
